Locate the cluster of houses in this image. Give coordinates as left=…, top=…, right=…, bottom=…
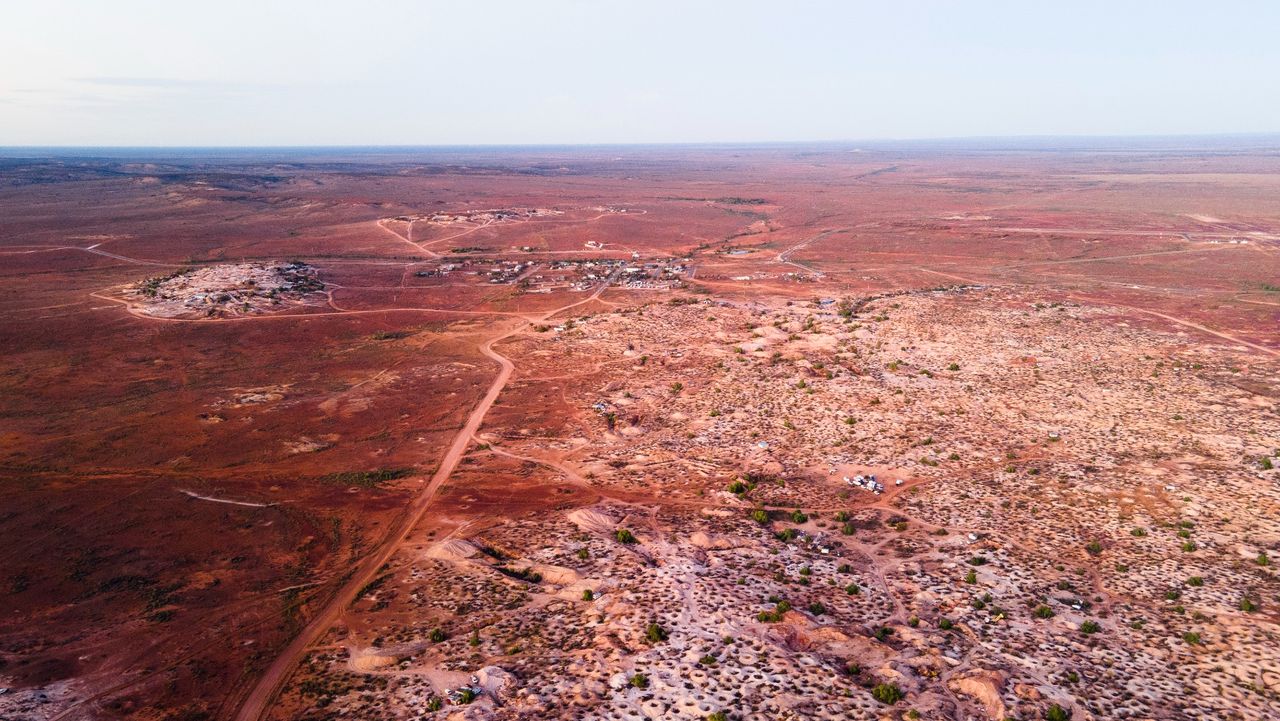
left=518, top=258, right=692, bottom=293
left=487, top=261, right=532, bottom=284
left=842, top=474, right=902, bottom=495
left=412, top=259, right=529, bottom=284
left=416, top=207, right=560, bottom=225
left=442, top=676, right=485, bottom=706
left=783, top=527, right=835, bottom=555
left=405, top=254, right=692, bottom=292
left=547, top=259, right=625, bottom=278
left=414, top=262, right=463, bottom=278
left=526, top=259, right=627, bottom=292
left=616, top=259, right=692, bottom=289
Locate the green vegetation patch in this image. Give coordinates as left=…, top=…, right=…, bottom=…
left=321, top=467, right=415, bottom=488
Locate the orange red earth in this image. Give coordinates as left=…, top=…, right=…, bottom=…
left=0, top=143, right=1277, bottom=719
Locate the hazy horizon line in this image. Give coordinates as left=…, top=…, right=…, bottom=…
left=3, top=131, right=1280, bottom=153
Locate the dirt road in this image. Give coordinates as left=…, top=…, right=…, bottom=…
left=775, top=229, right=836, bottom=277
left=233, top=273, right=617, bottom=721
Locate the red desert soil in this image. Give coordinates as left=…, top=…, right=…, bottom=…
left=0, top=143, right=1277, bottom=721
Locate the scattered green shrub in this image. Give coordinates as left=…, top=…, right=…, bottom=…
left=644, top=622, right=668, bottom=643
left=872, top=683, right=904, bottom=705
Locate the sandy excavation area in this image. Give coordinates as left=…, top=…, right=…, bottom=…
left=124, top=261, right=327, bottom=318
left=271, top=288, right=1280, bottom=721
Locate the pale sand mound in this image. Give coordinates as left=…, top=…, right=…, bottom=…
left=555, top=582, right=601, bottom=601
left=350, top=653, right=398, bottom=671
left=948, top=670, right=1008, bottom=720
left=788, top=624, right=896, bottom=667
left=689, top=531, right=738, bottom=550
left=425, top=539, right=479, bottom=562
left=477, top=666, right=517, bottom=700
left=526, top=563, right=580, bottom=586
left=568, top=508, right=617, bottom=534
left=1184, top=213, right=1225, bottom=224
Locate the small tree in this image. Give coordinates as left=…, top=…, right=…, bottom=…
left=1046, top=704, right=1071, bottom=721
left=644, top=622, right=668, bottom=643
left=872, top=683, right=904, bottom=705
left=615, top=528, right=638, bottom=544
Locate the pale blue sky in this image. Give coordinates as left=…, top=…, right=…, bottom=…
left=2, top=1, right=1277, bottom=145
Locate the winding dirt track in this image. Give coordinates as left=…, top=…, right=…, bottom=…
left=915, top=268, right=1280, bottom=358
left=775, top=229, right=836, bottom=277
left=1091, top=301, right=1280, bottom=358
left=233, top=272, right=617, bottom=721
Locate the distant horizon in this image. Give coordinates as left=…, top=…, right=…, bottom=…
left=6, top=2, right=1280, bottom=146
left=4, top=131, right=1280, bottom=154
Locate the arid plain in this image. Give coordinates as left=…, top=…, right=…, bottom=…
left=1, top=142, right=1278, bottom=720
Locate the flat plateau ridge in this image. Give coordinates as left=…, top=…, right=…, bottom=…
left=0, top=144, right=1277, bottom=721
